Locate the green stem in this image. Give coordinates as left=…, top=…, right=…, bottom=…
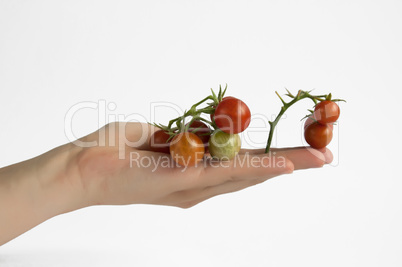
left=167, top=96, right=214, bottom=129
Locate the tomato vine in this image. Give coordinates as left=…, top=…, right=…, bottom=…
left=265, top=89, right=345, bottom=153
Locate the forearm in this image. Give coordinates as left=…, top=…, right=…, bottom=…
left=0, top=143, right=86, bottom=246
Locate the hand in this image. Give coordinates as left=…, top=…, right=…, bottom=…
left=73, top=122, right=333, bottom=208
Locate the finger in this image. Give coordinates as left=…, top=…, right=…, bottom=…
left=240, top=147, right=333, bottom=168
left=196, top=154, right=294, bottom=188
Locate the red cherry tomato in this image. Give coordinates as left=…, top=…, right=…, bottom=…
left=170, top=132, right=205, bottom=166
left=304, top=122, right=333, bottom=149
left=214, top=97, right=251, bottom=134
left=313, top=100, right=340, bottom=124
left=304, top=116, right=333, bottom=131
left=149, top=129, right=171, bottom=154
left=186, top=120, right=211, bottom=148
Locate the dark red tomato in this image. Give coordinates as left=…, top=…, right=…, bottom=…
left=214, top=97, right=251, bottom=134
left=313, top=100, right=340, bottom=124
left=170, top=132, right=205, bottom=166
left=149, top=129, right=171, bottom=154
left=210, top=96, right=236, bottom=122
left=304, top=116, right=333, bottom=131
left=304, top=122, right=333, bottom=149
left=186, top=120, right=211, bottom=148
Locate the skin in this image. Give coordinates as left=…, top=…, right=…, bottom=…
left=0, top=122, right=333, bottom=246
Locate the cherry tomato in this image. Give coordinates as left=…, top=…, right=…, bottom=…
left=170, top=132, right=205, bottom=166
left=149, top=129, right=171, bottom=154
left=186, top=120, right=211, bottom=148
left=313, top=100, right=340, bottom=124
left=214, top=97, right=251, bottom=134
left=208, top=130, right=241, bottom=160
left=304, top=116, right=333, bottom=131
left=304, top=122, right=333, bottom=149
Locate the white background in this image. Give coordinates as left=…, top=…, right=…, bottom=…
left=1, top=0, right=402, bottom=266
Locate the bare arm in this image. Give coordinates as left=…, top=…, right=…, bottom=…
left=0, top=143, right=85, bottom=245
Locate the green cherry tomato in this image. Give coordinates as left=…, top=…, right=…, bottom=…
left=208, top=130, right=241, bottom=160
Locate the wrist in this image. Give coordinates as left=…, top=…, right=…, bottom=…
left=34, top=143, right=89, bottom=218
